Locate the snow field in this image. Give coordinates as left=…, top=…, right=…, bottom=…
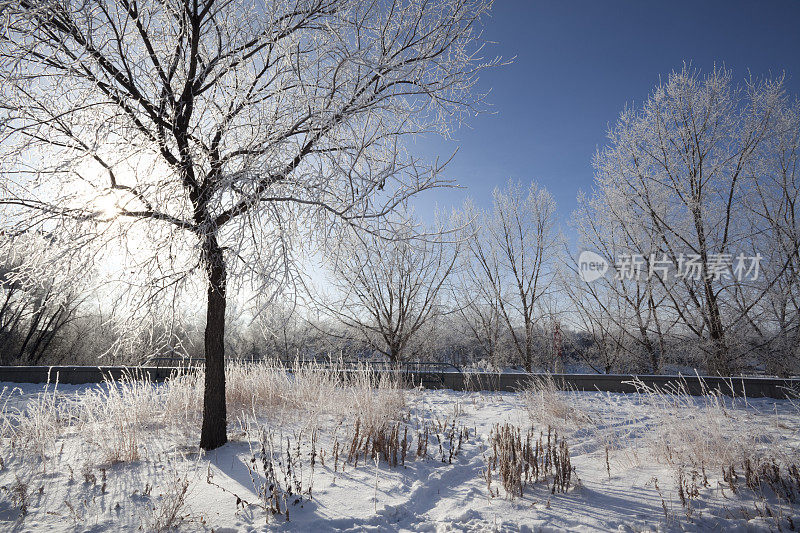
left=0, top=365, right=798, bottom=531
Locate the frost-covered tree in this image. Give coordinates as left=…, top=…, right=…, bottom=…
left=457, top=180, right=559, bottom=372
left=0, top=233, right=91, bottom=364
left=737, top=92, right=800, bottom=375
left=568, top=192, right=678, bottom=373
left=585, top=67, right=800, bottom=375
left=319, top=217, right=459, bottom=363
left=0, top=0, right=498, bottom=448
left=451, top=244, right=504, bottom=366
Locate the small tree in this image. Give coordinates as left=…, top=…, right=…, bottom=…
left=0, top=0, right=498, bottom=449
left=457, top=180, right=559, bottom=371
left=320, top=218, right=458, bottom=362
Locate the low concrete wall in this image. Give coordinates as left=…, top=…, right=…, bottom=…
left=0, top=366, right=186, bottom=385
left=0, top=366, right=797, bottom=398
left=436, top=372, right=799, bottom=398
left=336, top=370, right=798, bottom=398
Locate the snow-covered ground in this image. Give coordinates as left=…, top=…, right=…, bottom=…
left=1, top=371, right=798, bottom=532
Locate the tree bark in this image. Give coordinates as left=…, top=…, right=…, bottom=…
left=704, top=280, right=729, bottom=375
left=200, top=233, right=228, bottom=450
left=692, top=201, right=730, bottom=375
left=523, top=318, right=534, bottom=372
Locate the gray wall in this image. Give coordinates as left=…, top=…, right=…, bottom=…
left=0, top=366, right=797, bottom=398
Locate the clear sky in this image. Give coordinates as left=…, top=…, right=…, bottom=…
left=410, top=0, right=800, bottom=230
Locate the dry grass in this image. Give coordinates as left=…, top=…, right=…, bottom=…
left=1, top=367, right=796, bottom=529
left=522, top=375, right=594, bottom=434
left=521, top=375, right=798, bottom=473
left=520, top=373, right=800, bottom=524
left=627, top=377, right=795, bottom=471
left=5, top=381, right=74, bottom=463
left=143, top=473, right=191, bottom=531
left=484, top=422, right=573, bottom=499
left=0, top=362, right=407, bottom=527
left=0, top=362, right=407, bottom=470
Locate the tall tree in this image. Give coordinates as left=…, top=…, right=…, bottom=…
left=0, top=0, right=497, bottom=449
left=568, top=193, right=677, bottom=373
left=588, top=67, right=800, bottom=374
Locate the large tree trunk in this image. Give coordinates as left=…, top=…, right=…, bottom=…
left=200, top=234, right=228, bottom=450
left=692, top=202, right=730, bottom=375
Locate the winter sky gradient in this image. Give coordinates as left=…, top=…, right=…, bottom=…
left=413, top=0, right=800, bottom=228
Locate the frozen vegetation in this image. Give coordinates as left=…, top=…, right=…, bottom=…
left=0, top=365, right=798, bottom=531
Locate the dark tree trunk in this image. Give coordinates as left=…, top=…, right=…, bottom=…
left=704, top=283, right=730, bottom=376
left=692, top=201, right=730, bottom=375
left=524, top=322, right=533, bottom=373
left=200, top=234, right=228, bottom=450
left=638, top=328, right=659, bottom=375
left=648, top=292, right=664, bottom=374
left=388, top=342, right=400, bottom=364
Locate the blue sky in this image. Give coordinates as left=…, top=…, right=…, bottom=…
left=410, top=0, right=800, bottom=229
